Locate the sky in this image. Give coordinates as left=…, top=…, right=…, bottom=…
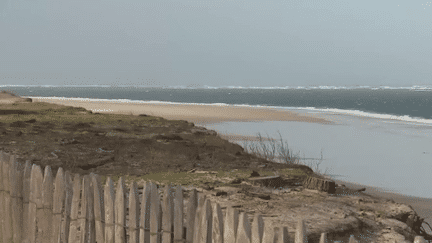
left=0, top=0, right=431, bottom=88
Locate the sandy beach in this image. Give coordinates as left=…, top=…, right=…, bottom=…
left=28, top=97, right=432, bottom=231
left=28, top=97, right=333, bottom=125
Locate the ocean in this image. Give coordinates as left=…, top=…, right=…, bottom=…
left=2, top=85, right=432, bottom=199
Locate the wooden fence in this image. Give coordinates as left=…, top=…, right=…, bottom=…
left=0, top=151, right=427, bottom=243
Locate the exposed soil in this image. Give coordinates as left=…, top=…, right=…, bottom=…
left=0, top=94, right=429, bottom=243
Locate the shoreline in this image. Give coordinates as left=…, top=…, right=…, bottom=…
left=26, top=97, right=432, bottom=230
left=27, top=97, right=334, bottom=125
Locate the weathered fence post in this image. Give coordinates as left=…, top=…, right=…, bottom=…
left=0, top=151, right=3, bottom=243
left=62, top=170, right=73, bottom=243
left=224, top=206, right=239, bottom=243
left=140, top=181, right=153, bottom=243
left=277, top=227, right=290, bottom=243
left=115, top=177, right=126, bottom=243
left=194, top=199, right=212, bottom=243
left=68, top=173, right=82, bottom=243
left=193, top=193, right=208, bottom=243
left=212, top=202, right=224, bottom=243
left=1, top=152, right=13, bottom=243
left=150, top=183, right=162, bottom=243
left=295, top=219, right=307, bottom=243
left=105, top=177, right=115, bottom=243
left=129, top=181, right=140, bottom=243
left=185, top=189, right=198, bottom=243
left=236, top=212, right=252, bottom=243
left=79, top=175, right=95, bottom=243
left=251, top=214, right=264, bottom=243
left=162, top=183, right=175, bottom=243
left=52, top=167, right=66, bottom=243
left=91, top=173, right=105, bottom=243
left=261, top=220, right=276, bottom=243
left=173, top=185, right=184, bottom=243
left=28, top=164, right=43, bottom=243
left=22, top=161, right=32, bottom=242
left=319, top=233, right=327, bottom=243
left=40, top=166, right=54, bottom=242
left=10, top=155, right=24, bottom=243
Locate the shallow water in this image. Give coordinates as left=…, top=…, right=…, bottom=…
left=200, top=109, right=432, bottom=199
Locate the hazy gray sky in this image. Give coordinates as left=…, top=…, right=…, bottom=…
left=1, top=0, right=431, bottom=87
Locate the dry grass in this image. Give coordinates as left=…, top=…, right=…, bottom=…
left=240, top=130, right=332, bottom=178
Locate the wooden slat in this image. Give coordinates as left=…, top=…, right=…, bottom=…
left=0, top=151, right=3, bottom=243
left=40, top=166, right=54, bottom=242
left=162, top=183, right=174, bottom=243
left=251, top=214, right=264, bottom=243
left=193, top=198, right=212, bottom=243
left=10, top=155, right=23, bottom=243
left=62, top=170, right=73, bottom=243
left=104, top=177, right=115, bottom=243
left=140, top=181, right=153, bottom=243
left=22, top=161, right=32, bottom=242
left=185, top=189, right=198, bottom=243
left=52, top=167, right=65, bottom=243
left=236, top=212, right=252, bottom=243
left=28, top=164, right=43, bottom=243
left=91, top=173, right=105, bottom=243
left=150, top=183, right=162, bottom=243
left=224, top=206, right=239, bottom=243
left=212, top=202, right=224, bottom=243
left=295, top=219, right=306, bottom=243
left=173, top=185, right=184, bottom=243
left=115, top=177, right=126, bottom=243
left=78, top=175, right=95, bottom=243
left=2, top=152, right=12, bottom=243
left=129, top=181, right=140, bottom=243
left=68, top=173, right=81, bottom=243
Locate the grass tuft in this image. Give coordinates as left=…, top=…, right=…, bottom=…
left=240, top=130, right=332, bottom=178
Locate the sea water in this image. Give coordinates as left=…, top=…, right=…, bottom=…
left=203, top=113, right=432, bottom=198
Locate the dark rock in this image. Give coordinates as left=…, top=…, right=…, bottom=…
left=9, top=121, right=27, bottom=128
left=74, top=122, right=92, bottom=129
left=250, top=170, right=260, bottom=177
left=215, top=191, right=228, bottom=197
left=25, top=119, right=37, bottom=123
left=154, top=134, right=183, bottom=141
left=58, top=138, right=80, bottom=145
left=231, top=178, right=243, bottom=184
left=201, top=183, right=214, bottom=191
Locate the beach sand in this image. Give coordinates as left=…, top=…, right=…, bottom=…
left=28, top=97, right=432, bottom=231
left=28, top=97, right=333, bottom=125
